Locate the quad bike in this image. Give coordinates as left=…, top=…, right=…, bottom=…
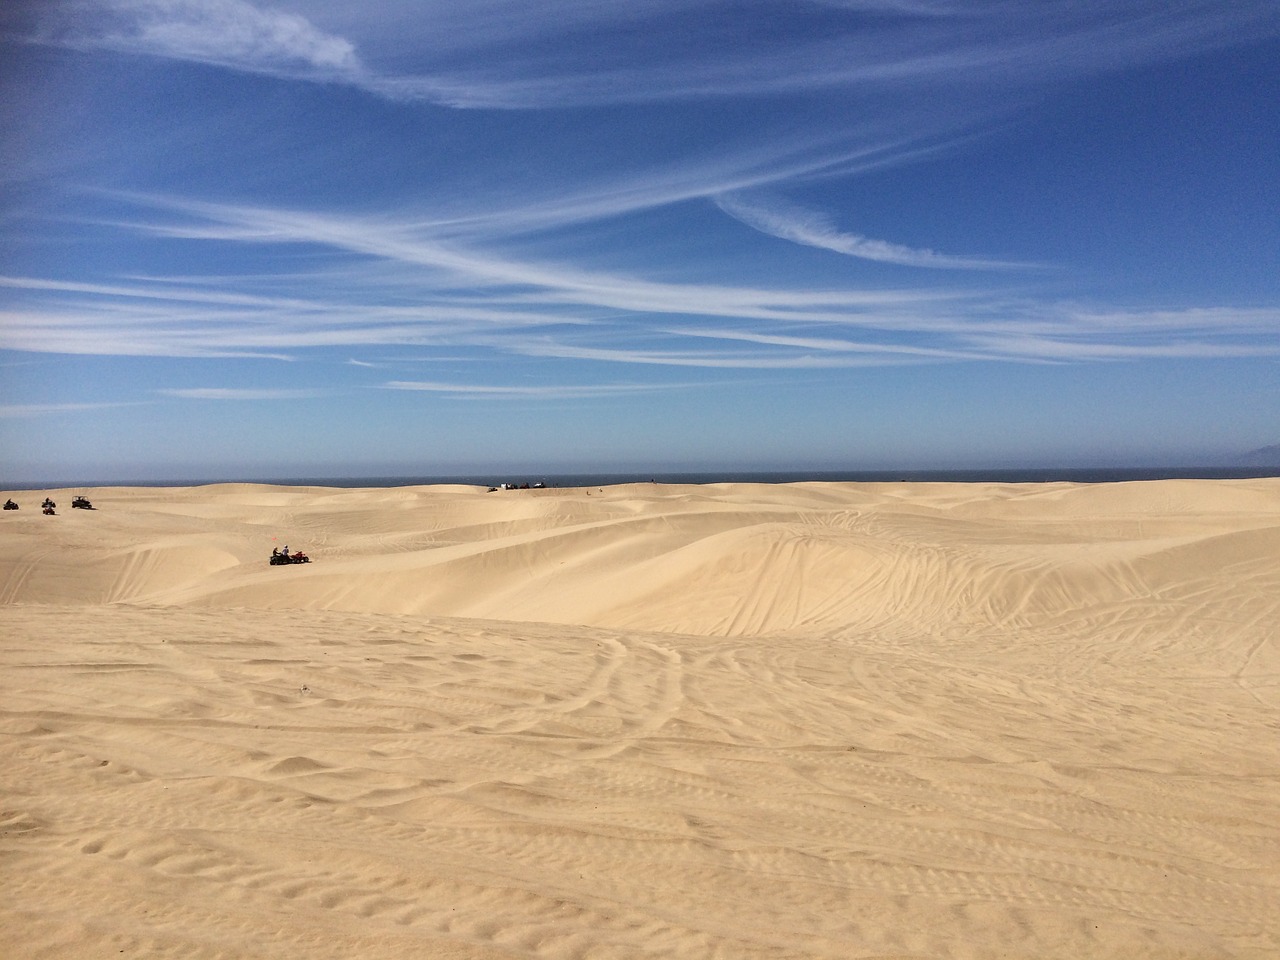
left=270, top=551, right=311, bottom=565
left=3, top=500, right=17, bottom=511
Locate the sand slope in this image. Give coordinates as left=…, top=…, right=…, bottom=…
left=2, top=480, right=1278, bottom=958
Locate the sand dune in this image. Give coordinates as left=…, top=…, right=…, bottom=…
left=2, top=480, right=1278, bottom=958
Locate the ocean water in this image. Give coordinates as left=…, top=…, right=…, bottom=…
left=309, top=466, right=1280, bottom=489
left=12, top=466, right=1277, bottom=491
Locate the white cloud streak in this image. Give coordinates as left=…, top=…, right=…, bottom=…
left=669, top=326, right=1004, bottom=362
left=0, top=401, right=143, bottom=418
left=345, top=2, right=1280, bottom=109
left=46, top=0, right=362, bottom=78
left=23, top=1, right=1280, bottom=110
left=381, top=380, right=685, bottom=400
left=715, top=194, right=1036, bottom=270
left=156, top=387, right=324, bottom=400
left=100, top=196, right=985, bottom=323
left=4, top=195, right=1278, bottom=368
left=503, top=341, right=937, bottom=369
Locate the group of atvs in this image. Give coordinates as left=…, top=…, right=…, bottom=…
left=4, top=493, right=315, bottom=566
left=3, top=496, right=93, bottom=514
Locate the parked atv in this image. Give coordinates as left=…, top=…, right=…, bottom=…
left=3, top=499, right=17, bottom=511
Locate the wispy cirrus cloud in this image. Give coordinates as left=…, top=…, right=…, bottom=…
left=503, top=341, right=931, bottom=369
left=0, top=273, right=321, bottom=309
left=156, top=387, right=324, bottom=400
left=102, top=195, right=980, bottom=323
left=36, top=0, right=362, bottom=79
left=21, top=1, right=1280, bottom=110
left=669, top=327, right=1003, bottom=362
left=381, top=380, right=687, bottom=400
left=966, top=335, right=1280, bottom=362
left=4, top=193, right=1278, bottom=369
left=715, top=193, right=1035, bottom=270
left=340, top=2, right=1280, bottom=110
left=0, top=401, right=143, bottom=418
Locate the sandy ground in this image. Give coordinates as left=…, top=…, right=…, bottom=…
left=1, top=479, right=1277, bottom=959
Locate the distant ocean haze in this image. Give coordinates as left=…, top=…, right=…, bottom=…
left=6, top=466, right=1280, bottom=491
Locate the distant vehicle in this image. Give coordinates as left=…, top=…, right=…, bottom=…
left=3, top=499, right=17, bottom=511
left=41, top=498, right=56, bottom=515
left=71, top=496, right=93, bottom=509
left=270, top=551, right=311, bottom=565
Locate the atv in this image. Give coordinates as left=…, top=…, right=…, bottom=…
left=270, top=551, right=311, bottom=565
left=72, top=496, right=93, bottom=509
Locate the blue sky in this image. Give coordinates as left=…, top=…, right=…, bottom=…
left=2, top=0, right=1278, bottom=481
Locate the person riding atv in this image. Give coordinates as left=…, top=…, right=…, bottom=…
left=3, top=499, right=17, bottom=511
left=270, top=548, right=311, bottom=565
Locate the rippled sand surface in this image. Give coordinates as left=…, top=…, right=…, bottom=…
left=2, top=480, right=1278, bottom=958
